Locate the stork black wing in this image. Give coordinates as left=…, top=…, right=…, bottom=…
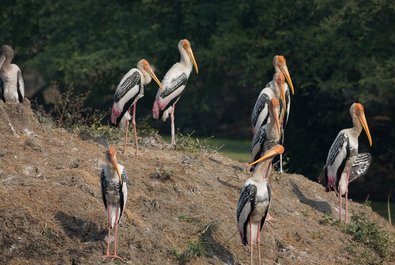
left=100, top=169, right=107, bottom=209
left=349, top=153, right=371, bottom=183
left=17, top=70, right=23, bottom=103
left=0, top=77, right=4, bottom=101
left=119, top=168, right=128, bottom=221
left=160, top=73, right=188, bottom=98
left=114, top=71, right=141, bottom=103
left=251, top=93, right=270, bottom=128
left=251, top=127, right=267, bottom=163
left=260, top=184, right=272, bottom=231
left=327, top=132, right=349, bottom=167
left=237, top=184, right=257, bottom=246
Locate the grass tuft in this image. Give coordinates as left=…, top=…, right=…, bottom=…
left=344, top=212, right=395, bottom=260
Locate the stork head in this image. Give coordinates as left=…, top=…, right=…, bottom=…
left=270, top=98, right=281, bottom=136
left=107, top=146, right=123, bottom=183
left=274, top=72, right=286, bottom=110
left=180, top=39, right=198, bottom=74
left=273, top=55, right=294, bottom=95
left=0, top=45, right=14, bottom=68
left=137, top=59, right=163, bottom=91
left=351, top=103, right=372, bottom=146
left=248, top=144, right=285, bottom=167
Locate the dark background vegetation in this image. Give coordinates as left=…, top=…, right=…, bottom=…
left=1, top=0, right=394, bottom=200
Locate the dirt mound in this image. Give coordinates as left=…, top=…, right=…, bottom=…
left=0, top=103, right=393, bottom=265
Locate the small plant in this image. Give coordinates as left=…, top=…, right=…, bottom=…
left=176, top=132, right=217, bottom=155
left=171, top=239, right=206, bottom=263
left=178, top=214, right=196, bottom=223
left=344, top=212, right=395, bottom=260
left=319, top=213, right=338, bottom=226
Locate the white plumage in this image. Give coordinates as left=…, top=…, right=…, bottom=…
left=318, top=103, right=372, bottom=223
left=0, top=45, right=24, bottom=103
left=152, top=39, right=198, bottom=147
left=100, top=147, right=128, bottom=262
left=237, top=145, right=284, bottom=265
left=111, top=59, right=162, bottom=154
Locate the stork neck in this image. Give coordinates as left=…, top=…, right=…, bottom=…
left=351, top=115, right=363, bottom=136
left=251, top=160, right=272, bottom=181
left=179, top=47, right=193, bottom=73
left=107, top=163, right=119, bottom=180
left=140, top=69, right=152, bottom=85
left=0, top=55, right=11, bottom=70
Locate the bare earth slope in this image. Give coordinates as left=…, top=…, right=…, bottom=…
left=0, top=102, right=393, bottom=265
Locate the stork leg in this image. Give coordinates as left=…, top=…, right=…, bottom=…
left=132, top=103, right=138, bottom=155
left=345, top=173, right=350, bottom=224
left=279, top=154, right=283, bottom=173
left=257, top=223, right=262, bottom=265
left=112, top=208, right=126, bottom=262
left=122, top=108, right=131, bottom=154
left=102, top=207, right=112, bottom=261
left=339, top=193, right=343, bottom=223
left=170, top=103, right=176, bottom=148
left=249, top=220, right=253, bottom=265
left=102, top=208, right=126, bottom=263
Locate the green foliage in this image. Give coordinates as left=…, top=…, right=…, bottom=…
left=319, top=213, right=339, bottom=226
left=171, top=239, right=206, bottom=263
left=176, top=132, right=217, bottom=155
left=344, top=212, right=395, bottom=260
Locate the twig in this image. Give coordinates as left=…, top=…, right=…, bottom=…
left=388, top=190, right=392, bottom=226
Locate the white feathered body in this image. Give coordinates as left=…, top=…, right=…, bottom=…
left=0, top=64, right=24, bottom=102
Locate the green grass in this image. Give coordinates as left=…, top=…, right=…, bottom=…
left=370, top=201, right=395, bottom=225
left=205, top=137, right=250, bottom=162
left=343, top=212, right=395, bottom=260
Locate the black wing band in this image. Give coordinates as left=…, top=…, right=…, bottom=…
left=100, top=169, right=107, bottom=209
left=237, top=184, right=257, bottom=245
left=349, top=153, right=371, bottom=183
left=160, top=73, right=188, bottom=98
left=114, top=72, right=141, bottom=103
left=251, top=93, right=270, bottom=128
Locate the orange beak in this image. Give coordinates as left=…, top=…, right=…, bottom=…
left=279, top=64, right=294, bottom=95
left=186, top=47, right=198, bottom=74
left=357, top=111, right=373, bottom=147
left=248, top=145, right=285, bottom=167
left=144, top=63, right=164, bottom=92
left=108, top=147, right=123, bottom=184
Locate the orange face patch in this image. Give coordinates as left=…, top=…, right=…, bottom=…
left=277, top=55, right=285, bottom=65
left=354, top=103, right=364, bottom=115
left=182, top=39, right=190, bottom=49
left=107, top=146, right=117, bottom=159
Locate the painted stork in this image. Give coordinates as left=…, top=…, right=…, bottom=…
left=100, top=146, right=128, bottom=262
left=318, top=103, right=372, bottom=223
left=111, top=59, right=163, bottom=154
left=251, top=56, right=295, bottom=172
left=251, top=98, right=281, bottom=167
left=152, top=39, right=198, bottom=148
left=0, top=45, right=24, bottom=103
left=237, top=144, right=284, bottom=265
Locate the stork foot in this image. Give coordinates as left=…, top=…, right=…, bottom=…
left=102, top=254, right=127, bottom=263
left=266, top=213, right=275, bottom=224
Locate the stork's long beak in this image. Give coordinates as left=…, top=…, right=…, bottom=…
left=110, top=156, right=123, bottom=184
left=273, top=108, right=281, bottom=136
left=248, top=145, right=285, bottom=167
left=279, top=64, right=294, bottom=95
left=186, top=47, right=199, bottom=74
left=146, top=65, right=164, bottom=92
left=0, top=55, right=5, bottom=69
left=279, top=82, right=286, bottom=111
left=358, top=112, right=373, bottom=146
